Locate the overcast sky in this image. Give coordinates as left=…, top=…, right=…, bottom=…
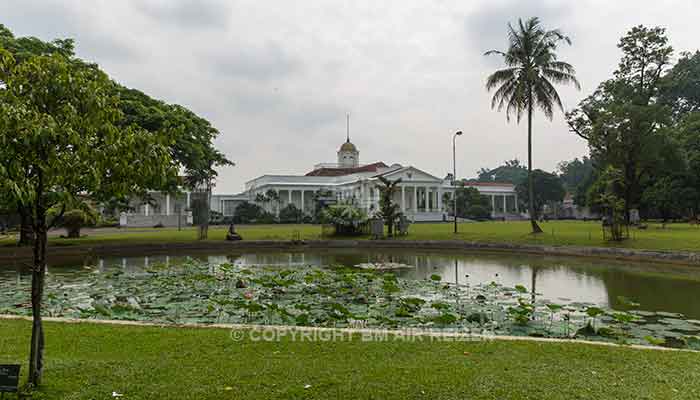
left=2, top=0, right=699, bottom=193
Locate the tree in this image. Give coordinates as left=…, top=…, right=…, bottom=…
left=0, top=49, right=175, bottom=386
left=515, top=170, right=565, bottom=220
left=485, top=17, right=580, bottom=233
left=592, top=167, right=627, bottom=241
left=455, top=185, right=491, bottom=219
left=0, top=25, right=76, bottom=246
left=1, top=24, right=232, bottom=243
left=376, top=176, right=402, bottom=236
left=568, top=26, right=673, bottom=221
left=477, top=159, right=528, bottom=184
left=660, top=51, right=700, bottom=119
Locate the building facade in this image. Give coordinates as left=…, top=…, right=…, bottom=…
left=211, top=138, right=522, bottom=222
left=118, top=137, right=523, bottom=226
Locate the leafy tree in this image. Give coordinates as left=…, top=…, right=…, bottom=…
left=376, top=176, right=403, bottom=236
left=660, top=51, right=700, bottom=119
left=455, top=185, right=491, bottom=219
left=477, top=159, right=528, bottom=184
left=515, top=170, right=565, bottom=219
left=641, top=177, right=686, bottom=225
left=593, top=167, right=627, bottom=241
left=557, top=157, right=593, bottom=191
left=485, top=17, right=580, bottom=233
left=568, top=26, right=673, bottom=220
left=0, top=49, right=175, bottom=386
left=0, top=24, right=232, bottom=242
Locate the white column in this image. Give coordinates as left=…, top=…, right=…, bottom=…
left=301, top=190, right=305, bottom=213
left=514, top=194, right=519, bottom=213
left=186, top=191, right=191, bottom=209
left=503, top=195, right=507, bottom=214
left=288, top=190, right=292, bottom=205
left=166, top=194, right=170, bottom=216
left=413, top=186, right=418, bottom=213
left=401, top=186, right=406, bottom=212
left=438, top=188, right=443, bottom=212
left=491, top=195, right=495, bottom=215
left=144, top=203, right=150, bottom=216
left=360, top=184, right=365, bottom=210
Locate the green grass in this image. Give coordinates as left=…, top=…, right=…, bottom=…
left=3, top=220, right=700, bottom=252
left=1, top=319, right=699, bottom=399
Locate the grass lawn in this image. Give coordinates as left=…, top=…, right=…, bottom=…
left=3, top=220, right=700, bottom=252
left=1, top=319, right=699, bottom=399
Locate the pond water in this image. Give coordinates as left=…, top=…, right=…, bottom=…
left=2, top=249, right=700, bottom=319
left=3, top=249, right=700, bottom=349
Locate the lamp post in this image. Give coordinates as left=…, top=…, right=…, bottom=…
left=453, top=130, right=463, bottom=234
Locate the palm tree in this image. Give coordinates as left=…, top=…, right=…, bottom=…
left=485, top=17, right=580, bottom=233
left=376, top=176, right=403, bottom=237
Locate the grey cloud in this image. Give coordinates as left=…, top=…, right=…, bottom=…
left=0, top=1, right=140, bottom=64
left=464, top=0, right=574, bottom=54
left=211, top=42, right=301, bottom=82
left=135, top=0, right=230, bottom=29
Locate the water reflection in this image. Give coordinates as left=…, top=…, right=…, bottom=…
left=2, top=250, right=700, bottom=318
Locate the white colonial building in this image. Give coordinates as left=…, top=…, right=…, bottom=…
left=210, top=137, right=522, bottom=222
left=117, top=136, right=522, bottom=227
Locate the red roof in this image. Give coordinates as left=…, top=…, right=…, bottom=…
left=462, top=181, right=515, bottom=187
left=306, top=162, right=389, bottom=177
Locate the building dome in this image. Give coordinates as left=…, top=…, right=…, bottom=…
left=339, top=141, right=357, bottom=152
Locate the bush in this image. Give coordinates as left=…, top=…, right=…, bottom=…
left=209, top=211, right=224, bottom=225
left=61, top=209, right=97, bottom=238
left=279, top=204, right=304, bottom=224
left=321, top=205, right=367, bottom=235
left=466, top=204, right=491, bottom=220
left=233, top=201, right=266, bottom=224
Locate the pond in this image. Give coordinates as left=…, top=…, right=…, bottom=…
left=1, top=249, right=700, bottom=349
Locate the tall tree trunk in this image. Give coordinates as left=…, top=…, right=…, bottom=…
left=29, top=174, right=46, bottom=386
left=528, top=101, right=543, bottom=234
left=198, top=182, right=210, bottom=240
left=18, top=204, right=34, bottom=246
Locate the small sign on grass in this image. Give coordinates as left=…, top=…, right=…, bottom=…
left=0, top=365, right=20, bottom=393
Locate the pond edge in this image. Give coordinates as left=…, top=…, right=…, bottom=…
left=2, top=314, right=695, bottom=353
left=2, top=240, right=700, bottom=266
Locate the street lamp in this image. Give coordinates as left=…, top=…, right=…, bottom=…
left=453, top=130, right=463, bottom=234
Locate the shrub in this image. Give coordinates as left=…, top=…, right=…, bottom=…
left=234, top=201, right=266, bottom=224
left=321, top=205, right=367, bottom=235
left=279, top=204, right=304, bottom=224
left=61, top=209, right=97, bottom=238
left=466, top=204, right=491, bottom=220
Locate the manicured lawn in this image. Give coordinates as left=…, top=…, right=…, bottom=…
left=1, top=319, right=699, bottom=399
left=3, top=221, right=700, bottom=252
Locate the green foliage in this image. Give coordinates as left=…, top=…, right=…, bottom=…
left=593, top=167, right=627, bottom=241
left=376, top=176, right=402, bottom=236
left=59, top=209, right=97, bottom=238
left=515, top=170, right=566, bottom=219
left=477, top=159, right=527, bottom=184
left=278, top=204, right=304, bottom=224
left=322, top=205, right=367, bottom=236
left=568, top=26, right=674, bottom=218
left=455, top=185, right=491, bottom=219
left=233, top=201, right=274, bottom=224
